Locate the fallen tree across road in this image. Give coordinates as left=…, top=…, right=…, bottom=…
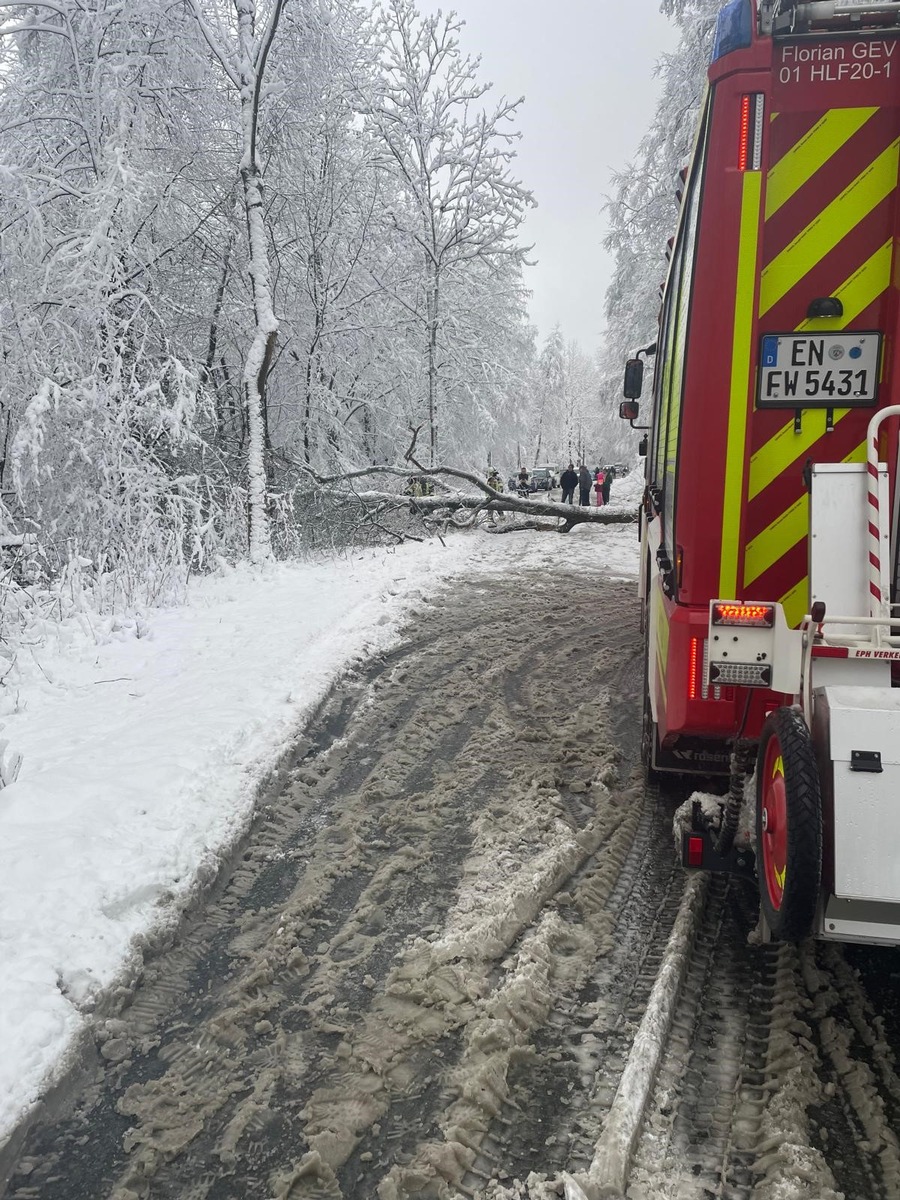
left=293, top=454, right=637, bottom=536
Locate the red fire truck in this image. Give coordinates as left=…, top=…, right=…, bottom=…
left=623, top=0, right=900, bottom=945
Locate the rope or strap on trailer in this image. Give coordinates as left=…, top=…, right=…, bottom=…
left=866, top=405, right=900, bottom=620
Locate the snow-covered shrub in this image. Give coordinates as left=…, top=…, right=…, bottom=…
left=11, top=352, right=233, bottom=609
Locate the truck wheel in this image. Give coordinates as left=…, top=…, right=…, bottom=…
left=755, top=707, right=822, bottom=942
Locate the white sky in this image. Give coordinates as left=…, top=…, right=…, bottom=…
left=448, top=1, right=679, bottom=355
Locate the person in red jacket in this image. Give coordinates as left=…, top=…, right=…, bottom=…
left=594, top=468, right=606, bottom=506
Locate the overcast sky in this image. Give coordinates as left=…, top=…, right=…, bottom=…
left=446, top=1, right=679, bottom=355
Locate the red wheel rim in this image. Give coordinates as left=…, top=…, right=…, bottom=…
left=761, top=734, right=788, bottom=910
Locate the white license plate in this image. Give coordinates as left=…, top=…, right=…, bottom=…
left=758, top=332, right=881, bottom=407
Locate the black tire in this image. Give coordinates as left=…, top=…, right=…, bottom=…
left=755, top=706, right=822, bottom=942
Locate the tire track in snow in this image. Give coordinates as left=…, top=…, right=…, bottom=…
left=446, top=785, right=686, bottom=1196
left=624, top=875, right=777, bottom=1199
left=619, top=888, right=898, bottom=1200
left=800, top=943, right=900, bottom=1200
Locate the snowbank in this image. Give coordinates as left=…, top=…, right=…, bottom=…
left=0, top=503, right=641, bottom=1149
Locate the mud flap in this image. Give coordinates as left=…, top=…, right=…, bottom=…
left=653, top=736, right=731, bottom=776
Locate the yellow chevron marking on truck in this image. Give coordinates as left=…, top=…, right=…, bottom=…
left=746, top=441, right=865, bottom=628
left=749, top=411, right=846, bottom=502
left=780, top=577, right=809, bottom=630
left=795, top=237, right=892, bottom=331
left=748, top=240, right=892, bottom=500
left=744, top=494, right=808, bottom=587
left=720, top=172, right=762, bottom=599
left=759, top=138, right=900, bottom=317
left=748, top=423, right=869, bottom=526
left=766, top=107, right=877, bottom=219
left=844, top=440, right=867, bottom=465
left=747, top=418, right=872, bottom=513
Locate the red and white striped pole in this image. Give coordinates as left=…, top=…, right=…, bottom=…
left=866, top=405, right=900, bottom=620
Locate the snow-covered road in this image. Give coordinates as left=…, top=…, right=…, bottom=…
left=6, top=566, right=653, bottom=1200
left=5, top=477, right=900, bottom=1200
left=0, top=487, right=643, bottom=1164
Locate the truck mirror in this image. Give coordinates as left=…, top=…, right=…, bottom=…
left=638, top=433, right=648, bottom=457
left=620, top=400, right=640, bottom=421
left=623, top=358, right=644, bottom=399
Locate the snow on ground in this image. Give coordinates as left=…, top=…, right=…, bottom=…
left=0, top=475, right=642, bottom=1149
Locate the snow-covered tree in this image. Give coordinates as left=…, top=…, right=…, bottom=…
left=0, top=0, right=543, bottom=628
left=0, top=0, right=237, bottom=602
left=599, top=0, right=721, bottom=426
left=182, top=0, right=292, bottom=564
left=362, top=0, right=535, bottom=464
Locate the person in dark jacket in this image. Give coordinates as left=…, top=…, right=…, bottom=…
left=559, top=463, right=578, bottom=504
left=577, top=464, right=593, bottom=506
left=602, top=467, right=613, bottom=505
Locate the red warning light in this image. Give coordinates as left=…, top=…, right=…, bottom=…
left=687, top=835, right=704, bottom=868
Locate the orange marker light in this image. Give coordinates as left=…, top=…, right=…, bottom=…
left=738, top=94, right=752, bottom=171
left=712, top=602, right=775, bottom=628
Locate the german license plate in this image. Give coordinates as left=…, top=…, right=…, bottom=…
left=757, top=332, right=881, bottom=407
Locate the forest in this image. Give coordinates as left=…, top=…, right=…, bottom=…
left=0, top=0, right=721, bottom=621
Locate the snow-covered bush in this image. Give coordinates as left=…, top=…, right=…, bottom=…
left=11, top=354, right=232, bottom=609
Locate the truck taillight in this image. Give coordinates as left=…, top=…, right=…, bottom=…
left=687, top=835, right=704, bottom=868
left=738, top=94, right=764, bottom=172
left=688, top=637, right=701, bottom=699
left=712, top=602, right=775, bottom=628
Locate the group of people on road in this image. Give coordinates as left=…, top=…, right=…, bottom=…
left=485, top=463, right=614, bottom=506
left=404, top=476, right=435, bottom=497
left=559, top=463, right=612, bottom=507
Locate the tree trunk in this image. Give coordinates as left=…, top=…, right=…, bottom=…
left=235, top=0, right=285, bottom=564
left=239, top=159, right=276, bottom=563
left=204, top=225, right=236, bottom=442
left=426, top=257, right=439, bottom=466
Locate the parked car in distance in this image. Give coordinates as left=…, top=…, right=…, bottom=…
left=610, top=462, right=630, bottom=476
left=531, top=466, right=558, bottom=491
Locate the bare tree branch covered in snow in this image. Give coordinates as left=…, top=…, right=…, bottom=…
left=295, top=463, right=635, bottom=535
left=290, top=427, right=635, bottom=536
